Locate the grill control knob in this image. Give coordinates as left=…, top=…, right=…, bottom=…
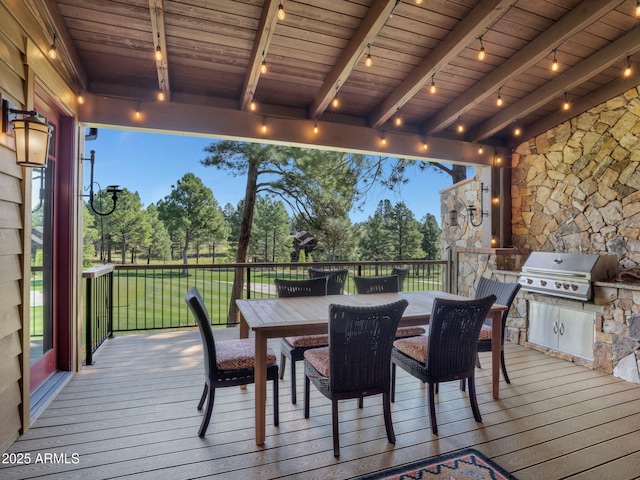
left=563, top=283, right=570, bottom=290
left=540, top=280, right=547, bottom=286
left=555, top=282, right=562, bottom=289
left=571, top=284, right=579, bottom=291
left=526, top=278, right=533, bottom=284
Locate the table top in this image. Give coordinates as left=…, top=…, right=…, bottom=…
left=237, top=290, right=506, bottom=337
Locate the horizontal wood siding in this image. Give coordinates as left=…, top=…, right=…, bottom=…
left=0, top=10, right=25, bottom=451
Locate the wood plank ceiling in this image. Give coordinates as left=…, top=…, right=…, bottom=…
left=43, top=0, right=640, bottom=158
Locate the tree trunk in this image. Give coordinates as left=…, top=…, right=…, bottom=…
left=228, top=160, right=260, bottom=325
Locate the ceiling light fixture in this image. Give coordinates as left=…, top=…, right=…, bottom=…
left=277, top=3, right=285, bottom=21
left=48, top=32, right=57, bottom=60
left=624, top=56, right=632, bottom=77
left=477, top=36, right=486, bottom=61
left=551, top=48, right=559, bottom=72
left=429, top=75, right=437, bottom=94
left=365, top=44, right=373, bottom=67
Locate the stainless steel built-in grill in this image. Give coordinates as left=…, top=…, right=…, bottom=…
left=519, top=252, right=619, bottom=301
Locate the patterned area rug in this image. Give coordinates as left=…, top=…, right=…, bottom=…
left=352, top=448, right=518, bottom=480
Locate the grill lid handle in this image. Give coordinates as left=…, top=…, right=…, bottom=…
left=554, top=258, right=563, bottom=264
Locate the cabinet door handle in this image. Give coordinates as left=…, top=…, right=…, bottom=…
left=553, top=321, right=558, bottom=334
left=559, top=322, right=565, bottom=336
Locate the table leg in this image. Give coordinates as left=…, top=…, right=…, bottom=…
left=490, top=311, right=501, bottom=399
left=254, top=330, right=267, bottom=446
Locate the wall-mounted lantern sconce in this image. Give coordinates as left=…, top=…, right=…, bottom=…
left=83, top=149, right=122, bottom=216
left=467, top=182, right=489, bottom=226
left=2, top=101, right=52, bottom=167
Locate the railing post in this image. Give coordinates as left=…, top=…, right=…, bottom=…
left=85, top=276, right=94, bottom=366
left=108, top=270, right=114, bottom=338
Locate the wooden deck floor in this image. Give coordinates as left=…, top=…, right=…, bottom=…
left=3, top=328, right=640, bottom=480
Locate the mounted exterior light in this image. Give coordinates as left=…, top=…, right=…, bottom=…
left=447, top=209, right=458, bottom=227
left=83, top=149, right=122, bottom=216
left=467, top=183, right=489, bottom=227
left=2, top=105, right=52, bottom=168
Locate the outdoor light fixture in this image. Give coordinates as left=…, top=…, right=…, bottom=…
left=447, top=209, right=458, bottom=227
left=2, top=102, right=52, bottom=167
left=551, top=49, right=559, bottom=72
left=48, top=32, right=57, bottom=60
left=83, top=149, right=122, bottom=216
left=496, top=89, right=503, bottom=106
left=624, top=56, right=632, bottom=77
left=365, top=44, right=373, bottom=67
left=467, top=183, right=489, bottom=227
left=277, top=3, right=285, bottom=21
left=477, top=36, right=486, bottom=61
left=430, top=75, right=437, bottom=94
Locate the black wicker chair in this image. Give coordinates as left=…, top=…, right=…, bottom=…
left=391, top=266, right=410, bottom=291
left=275, top=277, right=328, bottom=405
left=474, top=277, right=522, bottom=384
left=391, top=295, right=496, bottom=435
left=185, top=286, right=279, bottom=437
left=353, top=274, right=426, bottom=339
left=308, top=267, right=349, bottom=295
left=304, top=299, right=409, bottom=456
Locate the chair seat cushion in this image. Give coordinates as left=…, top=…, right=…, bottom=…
left=284, top=334, right=329, bottom=348
left=478, top=324, right=492, bottom=341
left=395, top=326, right=426, bottom=338
left=216, top=339, right=277, bottom=370
left=303, top=346, right=330, bottom=378
left=393, top=335, right=428, bottom=363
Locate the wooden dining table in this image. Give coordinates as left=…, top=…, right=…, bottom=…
left=237, top=290, right=507, bottom=446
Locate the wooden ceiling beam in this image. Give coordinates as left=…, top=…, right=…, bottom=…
left=422, top=0, right=624, bottom=136
left=308, top=0, right=397, bottom=120
left=368, top=0, right=512, bottom=129
left=511, top=75, right=638, bottom=148
left=240, top=0, right=280, bottom=111
left=469, top=24, right=640, bottom=142
left=149, top=0, right=170, bottom=101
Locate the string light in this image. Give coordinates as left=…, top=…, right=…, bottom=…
left=514, top=123, right=521, bottom=136
left=478, top=147, right=484, bottom=154
left=429, top=75, right=436, bottom=94
left=422, top=142, right=428, bottom=151
left=365, top=44, right=373, bottom=67
left=394, top=113, right=402, bottom=126
left=260, top=58, right=267, bottom=74
left=48, top=32, right=57, bottom=60
left=551, top=49, right=559, bottom=72
left=313, top=121, right=319, bottom=135
left=250, top=99, right=257, bottom=111
left=457, top=117, right=464, bottom=133
left=155, top=45, right=162, bottom=62
left=157, top=90, right=165, bottom=101
left=380, top=134, right=387, bottom=146
left=261, top=117, right=268, bottom=134
left=332, top=86, right=340, bottom=108
left=624, top=56, right=632, bottom=77
left=77, top=93, right=85, bottom=105
left=496, top=89, right=503, bottom=106
left=563, top=92, right=570, bottom=111
left=478, top=36, right=486, bottom=61
left=415, top=0, right=423, bottom=4
left=277, top=3, right=285, bottom=21
left=636, top=1, right=640, bottom=16
left=134, top=101, right=142, bottom=120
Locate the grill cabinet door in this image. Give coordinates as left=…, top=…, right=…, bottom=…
left=529, top=302, right=558, bottom=350
left=558, top=308, right=594, bottom=360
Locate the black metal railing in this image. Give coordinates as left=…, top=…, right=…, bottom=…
left=83, top=264, right=114, bottom=365
left=82, top=260, right=448, bottom=362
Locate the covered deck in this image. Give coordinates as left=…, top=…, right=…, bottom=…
left=4, top=328, right=640, bottom=480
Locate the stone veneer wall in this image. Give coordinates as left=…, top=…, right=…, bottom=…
left=510, top=86, right=640, bottom=384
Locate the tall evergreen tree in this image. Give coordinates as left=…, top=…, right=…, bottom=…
left=420, top=213, right=442, bottom=260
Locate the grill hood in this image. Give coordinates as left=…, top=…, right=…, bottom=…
left=519, top=252, right=619, bottom=301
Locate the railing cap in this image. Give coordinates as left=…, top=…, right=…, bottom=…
left=83, top=264, right=115, bottom=278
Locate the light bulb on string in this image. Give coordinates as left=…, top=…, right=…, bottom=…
left=477, top=36, right=486, bottom=61
left=429, top=76, right=436, bottom=94
left=365, top=44, right=373, bottom=67
left=277, top=3, right=285, bottom=21
left=551, top=49, right=559, bottom=72
left=624, top=56, right=632, bottom=77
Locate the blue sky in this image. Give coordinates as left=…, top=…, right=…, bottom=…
left=83, top=128, right=450, bottom=224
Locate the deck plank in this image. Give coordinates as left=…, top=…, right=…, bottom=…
left=1, top=330, right=640, bottom=479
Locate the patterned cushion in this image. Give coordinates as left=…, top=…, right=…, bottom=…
left=393, top=335, right=428, bottom=363
left=395, top=326, right=427, bottom=338
left=478, top=324, right=492, bottom=341
left=284, top=334, right=329, bottom=348
left=215, top=339, right=277, bottom=370
left=304, top=346, right=330, bottom=378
